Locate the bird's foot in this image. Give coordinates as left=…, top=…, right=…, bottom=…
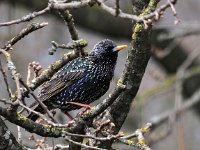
left=66, top=120, right=75, bottom=127
left=64, top=102, right=94, bottom=126
left=64, top=112, right=75, bottom=127
left=79, top=106, right=95, bottom=115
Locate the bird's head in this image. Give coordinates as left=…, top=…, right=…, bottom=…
left=89, top=39, right=127, bottom=63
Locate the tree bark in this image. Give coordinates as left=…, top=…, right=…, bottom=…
left=0, top=117, right=24, bottom=150
left=97, top=0, right=158, bottom=148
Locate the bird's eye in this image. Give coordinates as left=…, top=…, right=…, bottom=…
left=107, top=45, right=114, bottom=51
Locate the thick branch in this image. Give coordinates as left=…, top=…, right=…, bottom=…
left=0, top=117, right=24, bottom=150
left=0, top=83, right=125, bottom=138
left=0, top=107, right=64, bottom=137
left=109, top=0, right=157, bottom=132
left=98, top=0, right=158, bottom=148
left=58, top=10, right=79, bottom=41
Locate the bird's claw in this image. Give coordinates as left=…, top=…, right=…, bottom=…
left=66, top=120, right=75, bottom=127
left=79, top=106, right=95, bottom=116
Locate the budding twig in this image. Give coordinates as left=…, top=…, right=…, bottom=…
left=1, top=22, right=48, bottom=50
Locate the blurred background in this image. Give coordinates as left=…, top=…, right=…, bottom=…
left=0, top=0, right=200, bottom=149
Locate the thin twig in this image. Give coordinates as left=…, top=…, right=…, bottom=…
left=119, top=123, right=152, bottom=150
left=168, top=0, right=180, bottom=24
left=0, top=98, right=62, bottom=127
left=0, top=0, right=178, bottom=27
left=27, top=64, right=31, bottom=85
left=174, top=48, right=200, bottom=150
left=122, top=123, right=152, bottom=140
left=1, top=22, right=48, bottom=50
left=150, top=88, right=200, bottom=129
left=81, top=83, right=126, bottom=119
left=0, top=6, right=50, bottom=27
left=19, top=79, right=58, bottom=123
left=0, top=59, right=12, bottom=98
left=17, top=126, right=22, bottom=144
left=49, top=39, right=87, bottom=55
left=115, top=0, right=120, bottom=17
left=0, top=99, right=12, bottom=105
left=119, top=139, right=151, bottom=150
left=58, top=10, right=79, bottom=40
left=0, top=48, right=57, bottom=123
left=0, top=49, right=21, bottom=105
left=19, top=101, right=55, bottom=125
left=63, top=130, right=119, bottom=141
left=58, top=9, right=87, bottom=57
left=63, top=136, right=107, bottom=150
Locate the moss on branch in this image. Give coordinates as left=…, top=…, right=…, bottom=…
left=0, top=107, right=64, bottom=137
left=99, top=0, right=158, bottom=148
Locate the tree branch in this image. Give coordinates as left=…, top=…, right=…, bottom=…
left=97, top=0, right=158, bottom=148
left=0, top=6, right=50, bottom=26
left=1, top=22, right=48, bottom=50
left=0, top=117, right=25, bottom=150
left=0, top=0, right=178, bottom=27
left=150, top=88, right=200, bottom=130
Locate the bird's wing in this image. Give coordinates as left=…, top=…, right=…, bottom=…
left=38, top=58, right=86, bottom=101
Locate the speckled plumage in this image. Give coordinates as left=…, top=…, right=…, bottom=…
left=28, top=39, right=122, bottom=121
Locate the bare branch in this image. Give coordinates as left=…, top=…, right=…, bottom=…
left=81, top=83, right=126, bottom=119
left=168, top=0, right=180, bottom=24
left=0, top=59, right=12, bottom=98
left=17, top=126, right=22, bottom=144
left=1, top=22, right=48, bottom=50
left=0, top=48, right=22, bottom=107
left=0, top=0, right=178, bottom=27
left=150, top=89, right=200, bottom=129
left=0, top=6, right=50, bottom=27
left=0, top=117, right=25, bottom=150
left=19, top=80, right=58, bottom=123
left=48, top=39, right=87, bottom=55
left=119, top=123, right=152, bottom=150
left=115, top=0, right=120, bottom=17
left=58, top=10, right=79, bottom=41
left=64, top=136, right=107, bottom=150
left=0, top=99, right=13, bottom=105
left=0, top=48, right=57, bottom=123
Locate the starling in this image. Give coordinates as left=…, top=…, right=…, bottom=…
left=28, top=39, right=127, bottom=121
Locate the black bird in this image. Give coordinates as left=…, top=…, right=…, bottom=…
left=28, top=39, right=127, bottom=121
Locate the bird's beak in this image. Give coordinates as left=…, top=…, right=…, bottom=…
left=112, top=45, right=127, bottom=52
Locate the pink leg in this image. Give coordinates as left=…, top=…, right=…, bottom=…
left=67, top=102, right=92, bottom=109
left=64, top=112, right=75, bottom=127
left=64, top=111, right=74, bottom=120
left=67, top=101, right=92, bottom=115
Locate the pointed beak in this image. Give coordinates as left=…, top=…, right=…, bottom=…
left=112, top=45, right=127, bottom=52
